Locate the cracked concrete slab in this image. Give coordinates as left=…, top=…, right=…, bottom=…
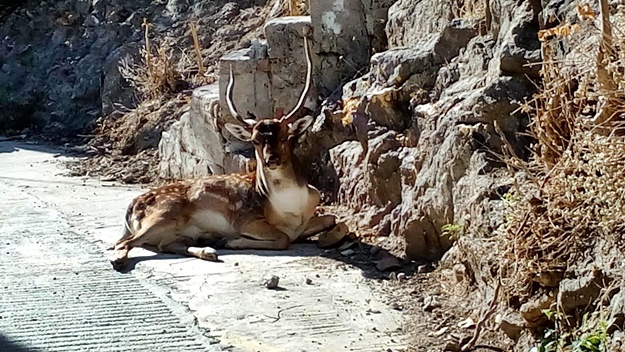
left=0, top=141, right=407, bottom=351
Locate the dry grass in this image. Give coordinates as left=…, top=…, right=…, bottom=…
left=118, top=18, right=213, bottom=102
left=498, top=2, right=625, bottom=307
left=450, top=0, right=487, bottom=25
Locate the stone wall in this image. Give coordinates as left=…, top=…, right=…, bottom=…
left=304, top=0, right=542, bottom=260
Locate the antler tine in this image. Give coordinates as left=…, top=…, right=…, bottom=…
left=226, top=64, right=255, bottom=126
left=281, top=34, right=313, bottom=124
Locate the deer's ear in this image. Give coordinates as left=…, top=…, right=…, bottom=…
left=224, top=123, right=252, bottom=141
left=288, top=116, right=314, bottom=138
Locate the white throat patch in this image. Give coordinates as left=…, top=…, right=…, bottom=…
left=264, top=168, right=309, bottom=216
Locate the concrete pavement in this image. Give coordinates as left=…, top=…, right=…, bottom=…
left=0, top=141, right=406, bottom=352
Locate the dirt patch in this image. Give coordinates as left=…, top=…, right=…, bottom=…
left=311, top=205, right=512, bottom=351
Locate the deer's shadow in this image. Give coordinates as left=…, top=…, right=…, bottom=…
left=113, top=238, right=420, bottom=280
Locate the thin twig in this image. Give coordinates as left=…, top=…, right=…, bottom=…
left=264, top=305, right=303, bottom=323
left=461, top=279, right=501, bottom=351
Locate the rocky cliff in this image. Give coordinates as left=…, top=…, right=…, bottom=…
left=0, top=0, right=269, bottom=135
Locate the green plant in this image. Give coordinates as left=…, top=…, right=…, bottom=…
left=441, top=223, right=463, bottom=241
left=535, top=328, right=559, bottom=352
left=533, top=308, right=615, bottom=352
left=570, top=314, right=614, bottom=352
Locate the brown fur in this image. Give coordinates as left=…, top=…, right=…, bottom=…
left=110, top=124, right=335, bottom=271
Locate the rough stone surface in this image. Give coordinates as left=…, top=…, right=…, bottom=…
left=519, top=292, right=555, bottom=327
left=497, top=309, right=525, bottom=341
left=0, top=0, right=266, bottom=136
left=218, top=41, right=272, bottom=125
left=557, top=269, right=603, bottom=311
left=611, top=290, right=625, bottom=328
left=309, top=0, right=371, bottom=96
left=312, top=0, right=541, bottom=261
left=158, top=84, right=251, bottom=180
left=264, top=16, right=318, bottom=116
left=385, top=0, right=456, bottom=48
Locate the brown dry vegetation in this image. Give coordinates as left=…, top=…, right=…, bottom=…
left=487, top=1, right=625, bottom=349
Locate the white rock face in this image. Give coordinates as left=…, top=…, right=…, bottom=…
left=158, top=84, right=250, bottom=180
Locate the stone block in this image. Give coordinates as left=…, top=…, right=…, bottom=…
left=310, top=0, right=370, bottom=96
left=264, top=16, right=317, bottom=116
left=218, top=40, right=272, bottom=124
left=158, top=83, right=251, bottom=180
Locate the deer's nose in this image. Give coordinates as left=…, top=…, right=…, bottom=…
left=265, top=155, right=280, bottom=166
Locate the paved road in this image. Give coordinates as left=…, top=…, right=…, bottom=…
left=0, top=141, right=406, bottom=352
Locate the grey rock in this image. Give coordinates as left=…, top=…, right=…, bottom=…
left=340, top=249, right=355, bottom=256
left=310, top=0, right=370, bottom=96
left=385, top=0, right=457, bottom=48
left=557, top=269, right=603, bottom=311
left=452, top=263, right=467, bottom=282
left=218, top=43, right=272, bottom=129
left=83, top=14, right=100, bottom=27
left=376, top=256, right=401, bottom=272
left=74, top=0, right=91, bottom=16
left=158, top=83, right=250, bottom=180
left=264, top=275, right=280, bottom=289
left=423, top=295, right=440, bottom=312
left=101, top=43, right=140, bottom=116
left=610, top=290, right=625, bottom=328
left=0, top=0, right=258, bottom=136
left=264, top=16, right=318, bottom=117
left=323, top=0, right=542, bottom=261
left=609, top=330, right=625, bottom=352
left=369, top=245, right=382, bottom=255
left=519, top=293, right=555, bottom=327
left=497, top=309, right=525, bottom=341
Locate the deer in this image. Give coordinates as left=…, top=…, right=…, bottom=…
left=109, top=34, right=336, bottom=271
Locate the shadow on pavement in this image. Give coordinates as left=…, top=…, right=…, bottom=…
left=0, top=334, right=40, bottom=352
left=0, top=142, right=17, bottom=154
left=113, top=239, right=416, bottom=280
left=0, top=139, right=91, bottom=157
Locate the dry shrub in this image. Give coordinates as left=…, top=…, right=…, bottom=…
left=499, top=2, right=625, bottom=305
left=450, top=0, right=487, bottom=23
left=118, top=19, right=212, bottom=102
left=119, top=20, right=178, bottom=101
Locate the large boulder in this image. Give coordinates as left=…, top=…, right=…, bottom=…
left=158, top=83, right=251, bottom=180
left=318, top=0, right=541, bottom=260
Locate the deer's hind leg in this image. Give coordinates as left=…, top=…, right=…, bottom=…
left=295, top=215, right=337, bottom=242
left=110, top=215, right=177, bottom=271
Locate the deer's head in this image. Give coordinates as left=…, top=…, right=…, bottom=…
left=224, top=36, right=314, bottom=172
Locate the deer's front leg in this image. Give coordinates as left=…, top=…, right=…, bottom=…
left=291, top=185, right=335, bottom=242
left=111, top=247, right=130, bottom=271
left=159, top=240, right=219, bottom=262
left=294, top=215, right=337, bottom=242
left=225, top=219, right=290, bottom=250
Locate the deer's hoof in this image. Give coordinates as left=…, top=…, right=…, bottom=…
left=110, top=257, right=128, bottom=271
left=198, top=248, right=219, bottom=262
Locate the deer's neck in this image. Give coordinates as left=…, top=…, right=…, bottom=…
left=255, top=152, right=308, bottom=202
left=256, top=163, right=305, bottom=195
